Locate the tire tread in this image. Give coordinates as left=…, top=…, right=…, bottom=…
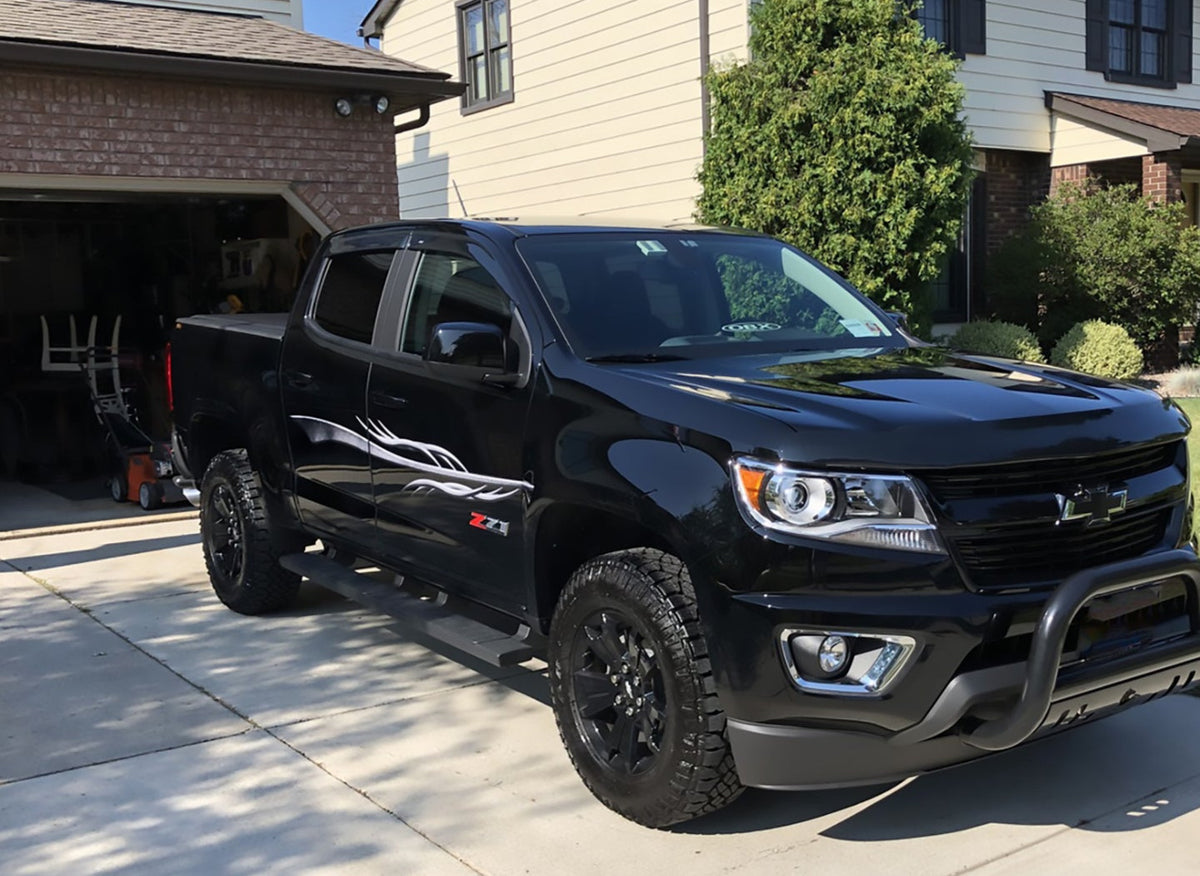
left=549, top=547, right=743, bottom=827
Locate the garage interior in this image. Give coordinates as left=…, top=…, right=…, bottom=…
left=0, top=191, right=316, bottom=492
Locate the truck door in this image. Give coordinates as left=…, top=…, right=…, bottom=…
left=366, top=229, right=535, bottom=613
left=280, top=238, right=407, bottom=545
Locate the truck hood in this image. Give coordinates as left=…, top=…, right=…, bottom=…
left=607, top=346, right=1187, bottom=469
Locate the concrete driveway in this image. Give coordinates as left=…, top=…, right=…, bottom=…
left=2, top=514, right=1200, bottom=874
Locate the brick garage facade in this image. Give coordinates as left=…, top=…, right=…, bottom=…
left=1, top=65, right=399, bottom=230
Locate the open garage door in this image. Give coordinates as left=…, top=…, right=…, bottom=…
left=0, top=187, right=317, bottom=492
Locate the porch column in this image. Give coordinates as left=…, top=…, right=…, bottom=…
left=1142, top=152, right=1183, bottom=202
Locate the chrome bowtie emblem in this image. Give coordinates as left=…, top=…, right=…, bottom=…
left=1056, top=484, right=1128, bottom=526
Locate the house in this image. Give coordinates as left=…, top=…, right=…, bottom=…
left=362, top=0, right=1200, bottom=326
left=0, top=0, right=462, bottom=481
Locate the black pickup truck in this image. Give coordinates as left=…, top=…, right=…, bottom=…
left=171, top=219, right=1200, bottom=828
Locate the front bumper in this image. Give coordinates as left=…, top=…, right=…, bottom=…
left=726, top=549, right=1200, bottom=789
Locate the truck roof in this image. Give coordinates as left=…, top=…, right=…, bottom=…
left=327, top=217, right=766, bottom=240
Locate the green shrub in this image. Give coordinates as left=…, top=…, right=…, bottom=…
left=1050, top=320, right=1143, bottom=380
left=947, top=320, right=1046, bottom=362
left=696, top=0, right=974, bottom=336
left=987, top=181, right=1200, bottom=362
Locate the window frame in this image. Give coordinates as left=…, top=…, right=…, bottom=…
left=1086, top=0, right=1191, bottom=88
left=456, top=0, right=514, bottom=115
left=1110, top=0, right=1170, bottom=83
left=913, top=0, right=987, bottom=57
left=306, top=249, right=403, bottom=349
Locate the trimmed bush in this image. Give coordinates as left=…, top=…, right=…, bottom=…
left=947, top=321, right=1046, bottom=362
left=986, top=180, right=1200, bottom=364
left=1050, top=320, right=1143, bottom=380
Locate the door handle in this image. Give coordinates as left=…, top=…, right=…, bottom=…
left=370, top=391, right=408, bottom=410
left=283, top=370, right=315, bottom=390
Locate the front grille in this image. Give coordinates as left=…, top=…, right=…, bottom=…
left=915, top=440, right=1185, bottom=592
left=920, top=441, right=1180, bottom=501
left=949, top=506, right=1172, bottom=590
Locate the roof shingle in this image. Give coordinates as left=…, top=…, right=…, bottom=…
left=0, top=0, right=446, bottom=78
left=1052, top=92, right=1200, bottom=139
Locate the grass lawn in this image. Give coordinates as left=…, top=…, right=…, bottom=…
left=1173, top=398, right=1200, bottom=531
left=1175, top=398, right=1200, bottom=485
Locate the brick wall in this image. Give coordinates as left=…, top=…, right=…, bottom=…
left=1142, top=152, right=1184, bottom=203
left=1049, top=161, right=1091, bottom=196
left=0, top=65, right=400, bottom=229
left=983, top=149, right=1049, bottom=255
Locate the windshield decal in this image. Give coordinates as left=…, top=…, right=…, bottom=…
left=839, top=319, right=885, bottom=338
left=289, top=415, right=532, bottom=502
left=722, top=321, right=781, bottom=334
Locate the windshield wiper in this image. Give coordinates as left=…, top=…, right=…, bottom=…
left=585, top=352, right=688, bottom=363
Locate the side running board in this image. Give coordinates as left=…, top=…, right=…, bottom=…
left=279, top=552, right=535, bottom=667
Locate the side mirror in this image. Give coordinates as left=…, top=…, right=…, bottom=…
left=885, top=310, right=909, bottom=329
left=427, top=321, right=507, bottom=370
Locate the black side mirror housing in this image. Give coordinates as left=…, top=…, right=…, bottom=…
left=885, top=310, right=909, bottom=329
left=427, top=321, right=507, bottom=370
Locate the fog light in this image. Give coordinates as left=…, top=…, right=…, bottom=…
left=818, top=635, right=848, bottom=674
left=781, top=630, right=917, bottom=697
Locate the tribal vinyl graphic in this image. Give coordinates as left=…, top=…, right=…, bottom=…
left=290, top=415, right=532, bottom=502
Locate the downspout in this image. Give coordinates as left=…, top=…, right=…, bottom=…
left=699, top=0, right=710, bottom=155
left=394, top=103, right=431, bottom=134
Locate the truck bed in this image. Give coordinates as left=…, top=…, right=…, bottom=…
left=171, top=312, right=290, bottom=480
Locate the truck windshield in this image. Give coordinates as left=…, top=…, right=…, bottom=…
left=515, top=231, right=904, bottom=360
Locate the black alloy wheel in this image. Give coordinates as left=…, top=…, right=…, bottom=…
left=204, top=482, right=244, bottom=582
left=568, top=607, right=668, bottom=777
left=548, top=548, right=742, bottom=827
left=199, top=449, right=300, bottom=615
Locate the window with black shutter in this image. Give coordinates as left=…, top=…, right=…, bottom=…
left=915, top=0, right=987, bottom=56
left=1086, top=0, right=1192, bottom=87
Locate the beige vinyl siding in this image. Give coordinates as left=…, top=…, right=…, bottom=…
left=116, top=0, right=300, bottom=26
left=384, top=0, right=749, bottom=223
left=1050, top=116, right=1149, bottom=166
left=960, top=0, right=1200, bottom=153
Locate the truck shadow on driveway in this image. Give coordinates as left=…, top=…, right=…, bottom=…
left=276, top=587, right=1200, bottom=840
left=679, top=695, right=1200, bottom=837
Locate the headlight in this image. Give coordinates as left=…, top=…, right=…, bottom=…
left=731, top=457, right=945, bottom=554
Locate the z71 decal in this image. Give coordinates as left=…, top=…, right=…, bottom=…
left=469, top=512, right=510, bottom=536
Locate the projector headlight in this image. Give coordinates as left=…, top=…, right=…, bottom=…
left=731, top=457, right=945, bottom=554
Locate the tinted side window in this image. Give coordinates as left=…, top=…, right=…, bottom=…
left=312, top=252, right=393, bottom=344
left=400, top=252, right=512, bottom=356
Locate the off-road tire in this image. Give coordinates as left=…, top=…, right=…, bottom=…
left=200, top=449, right=300, bottom=615
left=548, top=548, right=742, bottom=827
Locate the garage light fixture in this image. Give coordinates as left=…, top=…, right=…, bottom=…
left=333, top=95, right=392, bottom=118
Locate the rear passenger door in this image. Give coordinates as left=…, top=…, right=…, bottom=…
left=280, top=234, right=408, bottom=545
left=366, top=228, right=535, bottom=612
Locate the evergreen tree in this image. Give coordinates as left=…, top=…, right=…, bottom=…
left=697, top=0, right=974, bottom=332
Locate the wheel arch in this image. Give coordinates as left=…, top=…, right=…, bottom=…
left=529, top=500, right=700, bottom=634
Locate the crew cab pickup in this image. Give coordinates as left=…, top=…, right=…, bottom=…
left=170, top=219, right=1200, bottom=827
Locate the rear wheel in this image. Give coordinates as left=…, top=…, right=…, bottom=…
left=548, top=548, right=742, bottom=827
left=110, top=471, right=127, bottom=502
left=200, top=449, right=300, bottom=615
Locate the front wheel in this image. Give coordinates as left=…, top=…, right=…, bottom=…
left=548, top=548, right=742, bottom=827
left=199, top=449, right=300, bottom=615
